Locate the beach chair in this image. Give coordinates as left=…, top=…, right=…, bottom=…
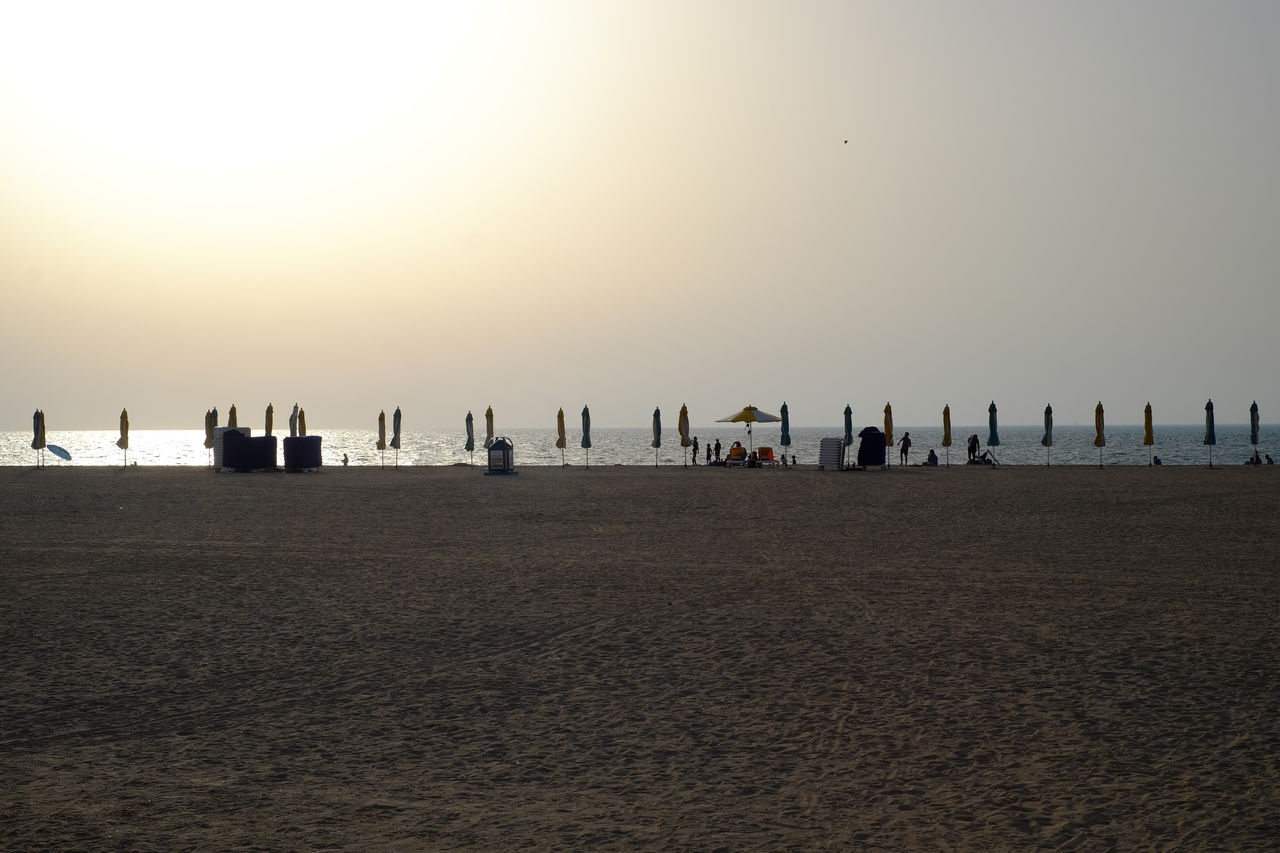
left=757, top=447, right=779, bottom=466
left=726, top=446, right=748, bottom=467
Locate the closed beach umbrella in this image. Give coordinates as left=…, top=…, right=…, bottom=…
left=289, top=404, right=299, bottom=437
left=228, top=404, right=238, bottom=429
left=298, top=408, right=307, bottom=436
left=32, top=409, right=46, bottom=467
left=883, top=404, right=894, bottom=464
left=843, top=405, right=853, bottom=447
left=1250, top=401, right=1260, bottom=446
left=1204, top=399, right=1216, bottom=467
left=651, top=406, right=662, bottom=467
left=780, top=402, right=791, bottom=451
left=377, top=410, right=387, bottom=452
left=555, top=408, right=567, bottom=467
left=1041, top=404, right=1053, bottom=466
left=211, top=407, right=218, bottom=429
left=464, top=411, right=475, bottom=461
left=677, top=404, right=692, bottom=467
left=987, top=401, right=1000, bottom=447
left=484, top=406, right=495, bottom=449
left=1093, top=401, right=1105, bottom=467
left=265, top=403, right=273, bottom=438
left=117, top=408, right=129, bottom=467
left=942, top=404, right=953, bottom=466
left=581, top=405, right=592, bottom=468
left=203, top=409, right=214, bottom=449
left=391, top=407, right=402, bottom=451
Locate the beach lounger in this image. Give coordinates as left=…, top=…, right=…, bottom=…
left=725, top=446, right=748, bottom=467
left=818, top=437, right=845, bottom=470
left=757, top=447, right=779, bottom=466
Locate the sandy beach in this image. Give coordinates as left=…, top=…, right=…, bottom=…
left=2, top=464, right=1276, bottom=850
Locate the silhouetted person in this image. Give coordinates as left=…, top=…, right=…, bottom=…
left=967, top=433, right=980, bottom=462
left=898, top=431, right=912, bottom=465
left=714, top=438, right=722, bottom=462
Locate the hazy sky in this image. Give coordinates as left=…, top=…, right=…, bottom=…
left=3, top=1, right=1276, bottom=429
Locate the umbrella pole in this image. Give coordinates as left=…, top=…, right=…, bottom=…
left=395, top=448, right=399, bottom=470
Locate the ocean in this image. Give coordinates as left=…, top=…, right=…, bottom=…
left=2, top=424, right=1271, bottom=467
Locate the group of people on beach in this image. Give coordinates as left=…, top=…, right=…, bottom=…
left=691, top=437, right=797, bottom=468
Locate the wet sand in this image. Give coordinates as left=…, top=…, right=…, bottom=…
left=2, top=464, right=1276, bottom=850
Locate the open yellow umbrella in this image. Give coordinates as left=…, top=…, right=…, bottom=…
left=116, top=408, right=129, bottom=467
left=941, top=404, right=952, bottom=466
left=716, top=404, right=780, bottom=452
left=1143, top=403, right=1154, bottom=465
left=677, top=404, right=692, bottom=467
left=555, top=408, right=567, bottom=466
left=265, top=403, right=274, bottom=438
left=883, top=404, right=894, bottom=465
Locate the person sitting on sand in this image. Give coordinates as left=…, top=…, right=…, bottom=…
left=1267, top=454, right=1275, bottom=465
left=1249, top=451, right=1262, bottom=465
left=1152, top=455, right=1162, bottom=465
left=747, top=450, right=758, bottom=468
left=925, top=448, right=938, bottom=466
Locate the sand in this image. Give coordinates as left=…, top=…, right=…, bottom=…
left=1, top=464, right=1276, bottom=850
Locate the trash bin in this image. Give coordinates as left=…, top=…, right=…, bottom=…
left=857, top=426, right=886, bottom=468
left=485, top=437, right=517, bottom=475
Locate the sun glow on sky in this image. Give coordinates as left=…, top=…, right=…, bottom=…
left=2, top=1, right=1277, bottom=429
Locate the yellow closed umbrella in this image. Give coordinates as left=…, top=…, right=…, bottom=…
left=677, top=403, right=692, bottom=467
left=117, top=408, right=129, bottom=467
left=298, top=408, right=307, bottom=436
left=883, top=404, right=894, bottom=465
left=377, top=410, right=387, bottom=467
left=1143, top=403, right=1154, bottom=465
left=941, top=404, right=952, bottom=466
left=484, top=406, right=495, bottom=449
left=203, top=409, right=214, bottom=450
left=265, top=403, right=274, bottom=438
left=228, top=404, right=238, bottom=429
left=555, top=408, right=567, bottom=466
left=1094, top=401, right=1105, bottom=467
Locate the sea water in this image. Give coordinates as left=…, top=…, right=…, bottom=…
left=0, top=425, right=1271, bottom=467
